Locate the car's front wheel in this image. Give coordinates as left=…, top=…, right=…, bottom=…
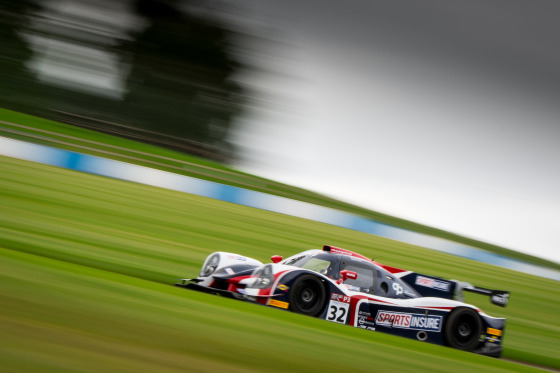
left=289, top=274, right=327, bottom=317
left=444, top=307, right=483, bottom=351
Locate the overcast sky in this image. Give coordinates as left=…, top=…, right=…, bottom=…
left=230, top=0, right=560, bottom=264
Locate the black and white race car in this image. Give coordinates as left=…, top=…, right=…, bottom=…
left=176, top=245, right=509, bottom=357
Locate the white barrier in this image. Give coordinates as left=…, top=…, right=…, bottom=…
left=1, top=135, right=558, bottom=281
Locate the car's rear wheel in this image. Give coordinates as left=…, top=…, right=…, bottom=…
left=444, top=307, right=483, bottom=351
left=289, top=274, right=327, bottom=317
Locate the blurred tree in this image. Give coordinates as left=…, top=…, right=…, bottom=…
left=119, top=0, right=243, bottom=161
left=0, top=0, right=43, bottom=111
left=0, top=0, right=246, bottom=162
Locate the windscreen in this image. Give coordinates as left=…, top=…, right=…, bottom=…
left=283, top=251, right=337, bottom=276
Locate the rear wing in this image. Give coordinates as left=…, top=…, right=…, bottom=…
left=454, top=281, right=510, bottom=307
left=400, top=272, right=510, bottom=307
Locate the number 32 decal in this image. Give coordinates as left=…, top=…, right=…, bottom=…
left=326, top=300, right=349, bottom=324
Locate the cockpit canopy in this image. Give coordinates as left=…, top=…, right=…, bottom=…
left=282, top=250, right=420, bottom=299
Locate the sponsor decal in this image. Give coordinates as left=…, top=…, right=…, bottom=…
left=358, top=310, right=371, bottom=317
left=330, top=293, right=351, bottom=303
left=357, top=310, right=376, bottom=331
left=375, top=310, right=442, bottom=332
left=415, top=276, right=451, bottom=291
left=269, top=299, right=289, bottom=309
left=227, top=255, right=247, bottom=261
left=392, top=283, right=403, bottom=295
left=486, top=327, right=502, bottom=337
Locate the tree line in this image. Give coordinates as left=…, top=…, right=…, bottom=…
left=0, top=0, right=246, bottom=162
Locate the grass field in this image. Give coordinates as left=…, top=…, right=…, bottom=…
left=1, top=156, right=559, bottom=372
left=2, top=107, right=559, bottom=271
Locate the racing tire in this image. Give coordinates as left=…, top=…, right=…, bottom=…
left=288, top=274, right=327, bottom=317
left=444, top=307, right=483, bottom=351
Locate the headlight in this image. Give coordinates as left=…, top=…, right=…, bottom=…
left=200, top=253, right=220, bottom=277
left=251, top=265, right=274, bottom=289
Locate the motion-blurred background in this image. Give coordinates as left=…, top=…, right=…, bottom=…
left=2, top=0, right=559, bottom=263
left=2, top=0, right=246, bottom=161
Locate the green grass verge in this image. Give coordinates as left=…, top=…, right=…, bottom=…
left=1, top=107, right=559, bottom=271
left=1, top=156, right=558, bottom=372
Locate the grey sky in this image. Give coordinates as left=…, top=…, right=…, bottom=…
left=231, top=0, right=560, bottom=263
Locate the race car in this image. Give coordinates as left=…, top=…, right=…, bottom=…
left=175, top=245, right=509, bottom=357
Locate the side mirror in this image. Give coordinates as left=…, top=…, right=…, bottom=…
left=271, top=255, right=283, bottom=264
left=337, top=270, right=358, bottom=284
